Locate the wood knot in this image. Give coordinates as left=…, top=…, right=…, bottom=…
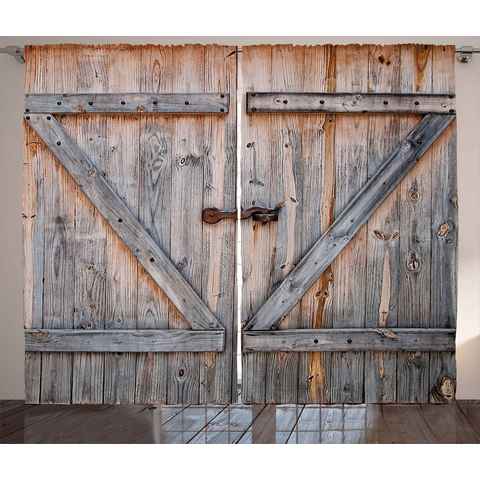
left=374, top=328, right=399, bottom=340
left=407, top=352, right=425, bottom=368
left=373, top=230, right=399, bottom=241
left=408, top=185, right=420, bottom=202
left=406, top=252, right=421, bottom=272
left=32, top=330, right=48, bottom=338
left=437, top=222, right=451, bottom=238
left=431, top=375, right=456, bottom=403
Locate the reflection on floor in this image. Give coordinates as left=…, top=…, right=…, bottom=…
left=1, top=401, right=479, bottom=443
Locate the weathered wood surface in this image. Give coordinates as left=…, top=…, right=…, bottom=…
left=244, top=113, right=454, bottom=331
left=397, top=45, right=433, bottom=404
left=263, top=45, right=306, bottom=403
left=429, top=46, right=457, bottom=403
left=298, top=46, right=337, bottom=404
left=25, top=113, right=222, bottom=331
left=243, top=329, right=456, bottom=352
left=328, top=45, right=369, bottom=404
left=364, top=45, right=401, bottom=403
left=241, top=44, right=457, bottom=405
left=24, top=45, right=237, bottom=405
left=25, top=329, right=225, bottom=352
left=23, top=117, right=45, bottom=404
left=247, top=92, right=455, bottom=114
left=32, top=47, right=77, bottom=404
left=135, top=46, right=173, bottom=404
left=25, top=93, right=229, bottom=114
left=71, top=49, right=109, bottom=404
left=199, top=45, right=238, bottom=402
left=241, top=45, right=274, bottom=403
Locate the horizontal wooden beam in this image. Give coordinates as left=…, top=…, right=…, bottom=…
left=25, top=93, right=229, bottom=114
left=26, top=114, right=222, bottom=331
left=243, top=329, right=456, bottom=353
left=25, top=329, right=225, bottom=352
left=245, top=114, right=455, bottom=331
left=247, top=92, right=455, bottom=114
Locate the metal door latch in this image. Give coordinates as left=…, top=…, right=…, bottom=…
left=202, top=204, right=283, bottom=224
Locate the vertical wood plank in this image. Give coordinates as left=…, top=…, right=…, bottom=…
left=397, top=45, right=433, bottom=403
left=329, top=45, right=369, bottom=403
left=167, top=45, right=205, bottom=404
left=103, top=48, right=141, bottom=404
left=241, top=46, right=273, bottom=403
left=40, top=46, right=76, bottom=404
left=72, top=47, right=109, bottom=404
left=135, top=46, right=174, bottom=404
left=264, top=45, right=305, bottom=403
left=429, top=45, right=457, bottom=403
left=298, top=45, right=335, bottom=403
left=364, top=45, right=401, bottom=403
left=200, top=45, right=237, bottom=403
left=24, top=48, right=46, bottom=402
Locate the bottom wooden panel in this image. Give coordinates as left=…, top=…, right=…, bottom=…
left=243, top=329, right=455, bottom=353
left=25, top=329, right=225, bottom=353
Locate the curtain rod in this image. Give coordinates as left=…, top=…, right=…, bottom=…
left=1, top=45, right=479, bottom=66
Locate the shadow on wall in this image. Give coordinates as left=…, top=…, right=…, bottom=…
left=457, top=336, right=480, bottom=399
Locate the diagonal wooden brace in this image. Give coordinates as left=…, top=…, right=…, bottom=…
left=244, top=114, right=455, bottom=331
left=26, top=113, right=223, bottom=331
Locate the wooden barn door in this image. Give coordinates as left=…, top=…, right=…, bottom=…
left=241, top=44, right=457, bottom=404
left=24, top=45, right=237, bottom=404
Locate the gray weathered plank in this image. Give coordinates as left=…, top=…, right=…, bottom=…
left=429, top=45, right=457, bottom=403
left=25, top=113, right=222, bottom=331
left=364, top=45, right=401, bottom=403
left=38, top=46, right=76, bottom=404
left=23, top=121, right=45, bottom=404
left=135, top=45, right=174, bottom=404
left=199, top=45, right=237, bottom=403
left=72, top=47, right=109, bottom=404
left=243, top=328, right=455, bottom=352
left=264, top=45, right=305, bottom=403
left=25, top=329, right=225, bottom=352
left=245, top=113, right=455, bottom=332
left=329, top=45, right=369, bottom=404
left=397, top=45, right=433, bottom=403
left=167, top=45, right=205, bottom=404
left=247, top=92, right=455, bottom=114
left=240, top=45, right=274, bottom=404
left=25, top=93, right=229, bottom=114
left=297, top=46, right=336, bottom=404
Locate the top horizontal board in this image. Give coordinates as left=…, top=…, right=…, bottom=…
left=25, top=93, right=229, bottom=114
left=246, top=92, right=455, bottom=114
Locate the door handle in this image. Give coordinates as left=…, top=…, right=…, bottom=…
left=202, top=205, right=282, bottom=224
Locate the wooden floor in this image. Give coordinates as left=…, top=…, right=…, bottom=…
left=1, top=401, right=479, bottom=443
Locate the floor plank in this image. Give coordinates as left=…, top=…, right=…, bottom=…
left=456, top=401, right=480, bottom=436
left=419, top=404, right=480, bottom=443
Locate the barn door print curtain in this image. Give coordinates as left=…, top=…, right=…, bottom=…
left=24, top=45, right=237, bottom=404
left=24, top=44, right=457, bottom=405
left=241, top=45, right=457, bottom=404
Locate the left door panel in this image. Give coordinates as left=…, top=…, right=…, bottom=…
left=24, top=45, right=237, bottom=404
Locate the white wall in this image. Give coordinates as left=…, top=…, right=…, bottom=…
left=1, top=36, right=479, bottom=400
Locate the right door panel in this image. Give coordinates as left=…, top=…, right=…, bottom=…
left=240, top=44, right=457, bottom=404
